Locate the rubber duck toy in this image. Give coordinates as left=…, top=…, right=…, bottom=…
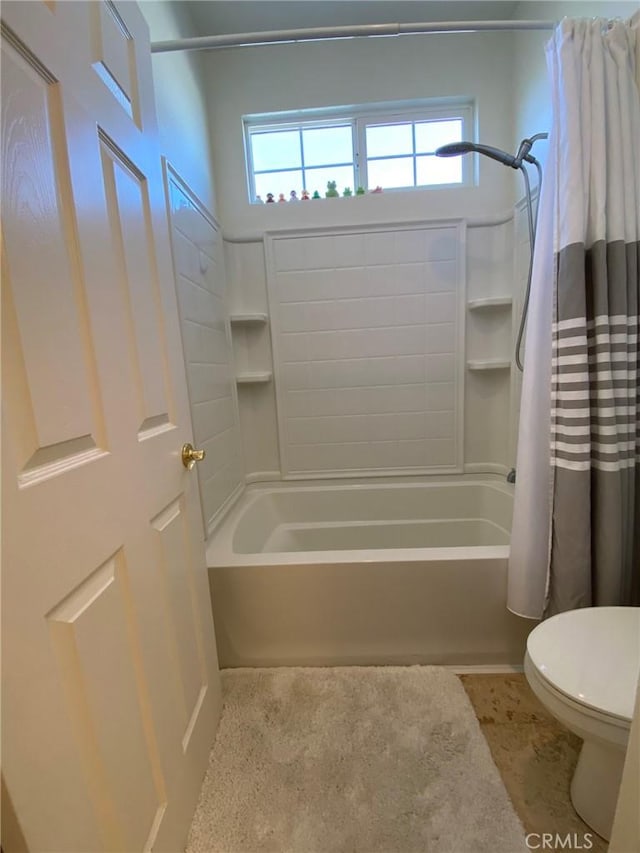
left=301, top=189, right=310, bottom=201
left=265, top=193, right=275, bottom=203
left=278, top=193, right=286, bottom=203
left=289, top=190, right=299, bottom=202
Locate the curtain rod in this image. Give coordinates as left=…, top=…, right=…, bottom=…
left=151, top=20, right=556, bottom=54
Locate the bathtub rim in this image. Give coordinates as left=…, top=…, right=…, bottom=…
left=205, top=474, right=513, bottom=568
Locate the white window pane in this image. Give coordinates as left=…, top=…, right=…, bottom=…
left=302, top=126, right=353, bottom=167
left=251, top=130, right=301, bottom=171
left=304, top=165, right=355, bottom=196
left=415, top=119, right=463, bottom=154
left=254, top=170, right=303, bottom=200
left=367, top=157, right=414, bottom=189
left=366, top=124, right=413, bottom=158
left=416, top=154, right=462, bottom=185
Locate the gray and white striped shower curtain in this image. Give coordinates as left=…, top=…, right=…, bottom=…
left=508, top=17, right=640, bottom=619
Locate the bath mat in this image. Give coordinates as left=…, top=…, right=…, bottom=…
left=186, top=666, right=527, bottom=853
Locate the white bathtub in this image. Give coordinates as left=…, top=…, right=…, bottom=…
left=206, top=477, right=533, bottom=667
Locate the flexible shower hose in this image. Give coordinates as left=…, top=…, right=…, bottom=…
left=515, top=158, right=543, bottom=371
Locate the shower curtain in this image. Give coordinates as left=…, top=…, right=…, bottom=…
left=508, top=16, right=640, bottom=619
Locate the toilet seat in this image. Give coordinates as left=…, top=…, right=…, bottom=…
left=526, top=606, right=640, bottom=722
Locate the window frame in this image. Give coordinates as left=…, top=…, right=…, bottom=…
left=356, top=104, right=474, bottom=192
left=244, top=100, right=474, bottom=202
left=245, top=117, right=358, bottom=202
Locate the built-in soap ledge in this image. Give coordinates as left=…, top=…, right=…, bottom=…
left=230, top=313, right=268, bottom=325
left=467, top=297, right=512, bottom=311
left=467, top=359, right=511, bottom=372
left=236, top=371, right=273, bottom=385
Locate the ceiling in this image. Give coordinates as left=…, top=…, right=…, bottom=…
left=183, top=1, right=522, bottom=38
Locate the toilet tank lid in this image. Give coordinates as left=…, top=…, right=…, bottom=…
left=526, top=606, right=640, bottom=721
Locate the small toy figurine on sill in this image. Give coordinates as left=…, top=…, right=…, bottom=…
left=312, top=190, right=321, bottom=199
left=289, top=190, right=299, bottom=202
left=343, top=187, right=352, bottom=197
left=265, top=193, right=275, bottom=203
left=278, top=193, right=286, bottom=203
left=255, top=195, right=264, bottom=203
left=301, top=189, right=310, bottom=201
left=371, top=186, right=383, bottom=194
left=325, top=180, right=339, bottom=198
left=355, top=186, right=366, bottom=195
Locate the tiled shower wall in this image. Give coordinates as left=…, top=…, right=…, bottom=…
left=226, top=213, right=517, bottom=482
left=167, top=174, right=244, bottom=533
left=266, top=223, right=465, bottom=477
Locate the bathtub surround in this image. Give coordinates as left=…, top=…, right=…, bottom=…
left=225, top=213, right=517, bottom=483
left=164, top=166, right=244, bottom=534
left=196, top=20, right=519, bottom=485
left=509, top=17, right=640, bottom=618
left=266, top=222, right=464, bottom=477
left=186, top=666, right=527, bottom=853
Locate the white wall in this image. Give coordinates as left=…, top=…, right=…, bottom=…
left=205, top=31, right=516, bottom=234
left=609, top=679, right=640, bottom=853
left=139, top=1, right=217, bottom=215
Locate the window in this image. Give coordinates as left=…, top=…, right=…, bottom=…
left=244, top=101, right=473, bottom=202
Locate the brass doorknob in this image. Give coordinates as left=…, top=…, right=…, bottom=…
left=181, top=443, right=206, bottom=470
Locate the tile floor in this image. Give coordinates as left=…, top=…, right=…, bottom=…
left=460, top=673, right=607, bottom=853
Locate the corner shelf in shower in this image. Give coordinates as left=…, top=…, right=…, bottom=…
left=230, top=312, right=272, bottom=387
left=467, top=359, right=511, bottom=372
left=236, top=370, right=273, bottom=385
left=467, top=297, right=512, bottom=311
left=229, top=313, right=268, bottom=325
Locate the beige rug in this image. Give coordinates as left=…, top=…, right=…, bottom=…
left=186, top=667, right=527, bottom=852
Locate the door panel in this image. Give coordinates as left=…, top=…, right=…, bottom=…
left=100, top=136, right=175, bottom=435
left=151, top=496, right=208, bottom=740
left=1, top=4, right=221, bottom=851
left=47, top=551, right=163, bottom=853
left=89, top=1, right=137, bottom=123
left=2, top=46, right=106, bottom=471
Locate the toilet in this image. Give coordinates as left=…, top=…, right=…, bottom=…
left=524, top=606, right=640, bottom=840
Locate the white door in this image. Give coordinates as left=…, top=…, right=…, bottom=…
left=1, top=3, right=221, bottom=851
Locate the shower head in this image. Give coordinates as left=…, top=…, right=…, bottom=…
left=436, top=133, right=549, bottom=170
left=434, top=141, right=477, bottom=157
left=435, top=141, right=518, bottom=168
